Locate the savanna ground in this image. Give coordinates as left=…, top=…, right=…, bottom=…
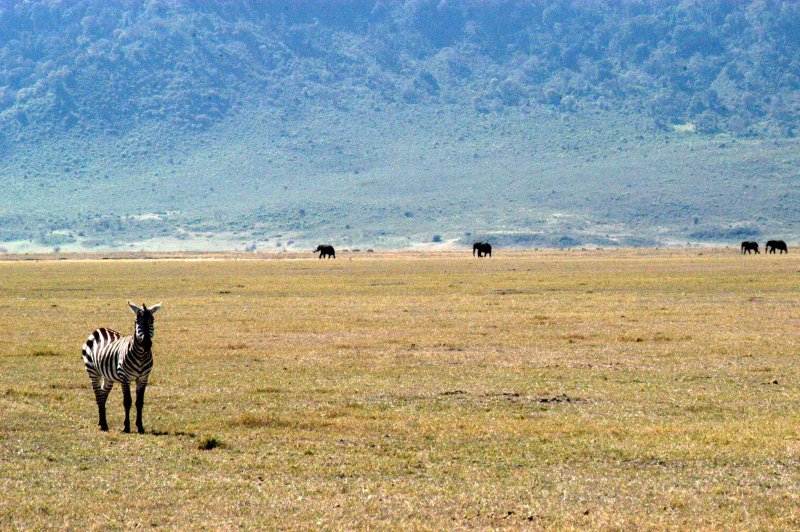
left=0, top=249, right=798, bottom=529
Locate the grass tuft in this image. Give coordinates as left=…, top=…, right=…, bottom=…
left=226, top=343, right=249, bottom=350
left=229, top=413, right=329, bottom=430
left=254, top=386, right=283, bottom=394
left=30, top=349, right=62, bottom=357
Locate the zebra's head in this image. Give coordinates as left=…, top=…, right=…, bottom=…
left=128, top=301, right=162, bottom=348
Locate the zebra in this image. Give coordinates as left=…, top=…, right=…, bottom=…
left=81, top=302, right=162, bottom=433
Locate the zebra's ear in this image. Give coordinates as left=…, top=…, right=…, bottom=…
left=149, top=302, right=162, bottom=314
left=128, top=301, right=142, bottom=314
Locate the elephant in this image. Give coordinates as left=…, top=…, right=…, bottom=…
left=473, top=242, right=492, bottom=257
left=314, top=244, right=336, bottom=258
left=765, top=240, right=788, bottom=254
left=741, top=241, right=760, bottom=254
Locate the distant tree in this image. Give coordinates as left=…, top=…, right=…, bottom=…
left=742, top=92, right=758, bottom=113
left=544, top=88, right=561, bottom=105
left=498, top=78, right=524, bottom=105
left=414, top=70, right=440, bottom=96
left=561, top=95, right=576, bottom=111
left=705, top=90, right=725, bottom=113
left=632, top=43, right=650, bottom=64
left=695, top=111, right=720, bottom=134
left=728, top=115, right=751, bottom=136
left=689, top=95, right=706, bottom=115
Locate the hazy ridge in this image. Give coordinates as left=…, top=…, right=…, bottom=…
left=1, top=1, right=798, bottom=251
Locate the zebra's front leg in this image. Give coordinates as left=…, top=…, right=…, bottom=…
left=135, top=380, right=147, bottom=434
left=121, top=382, right=132, bottom=433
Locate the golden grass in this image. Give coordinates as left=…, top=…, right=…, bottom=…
left=1, top=249, right=799, bottom=529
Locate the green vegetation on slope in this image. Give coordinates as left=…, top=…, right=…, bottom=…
left=0, top=1, right=799, bottom=250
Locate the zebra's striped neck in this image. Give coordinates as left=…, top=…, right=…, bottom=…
left=123, top=329, right=153, bottom=377
left=132, top=326, right=152, bottom=353
left=131, top=338, right=149, bottom=353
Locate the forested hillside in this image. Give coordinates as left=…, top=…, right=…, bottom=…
left=1, top=1, right=798, bottom=251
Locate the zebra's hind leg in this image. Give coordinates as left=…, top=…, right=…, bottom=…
left=89, top=375, right=105, bottom=430
left=135, top=379, right=147, bottom=434
left=91, top=376, right=112, bottom=431
left=121, top=382, right=132, bottom=433
left=100, top=379, right=114, bottom=431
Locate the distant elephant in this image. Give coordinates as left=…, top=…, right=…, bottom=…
left=314, top=244, right=335, bottom=259
left=473, top=242, right=492, bottom=257
left=741, top=241, right=760, bottom=254
left=765, top=240, right=788, bottom=254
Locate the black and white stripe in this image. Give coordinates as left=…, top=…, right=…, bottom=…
left=81, top=302, right=161, bottom=433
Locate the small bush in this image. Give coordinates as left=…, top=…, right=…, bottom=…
left=197, top=435, right=223, bottom=450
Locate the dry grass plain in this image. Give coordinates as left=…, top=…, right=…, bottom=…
left=0, top=249, right=799, bottom=529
